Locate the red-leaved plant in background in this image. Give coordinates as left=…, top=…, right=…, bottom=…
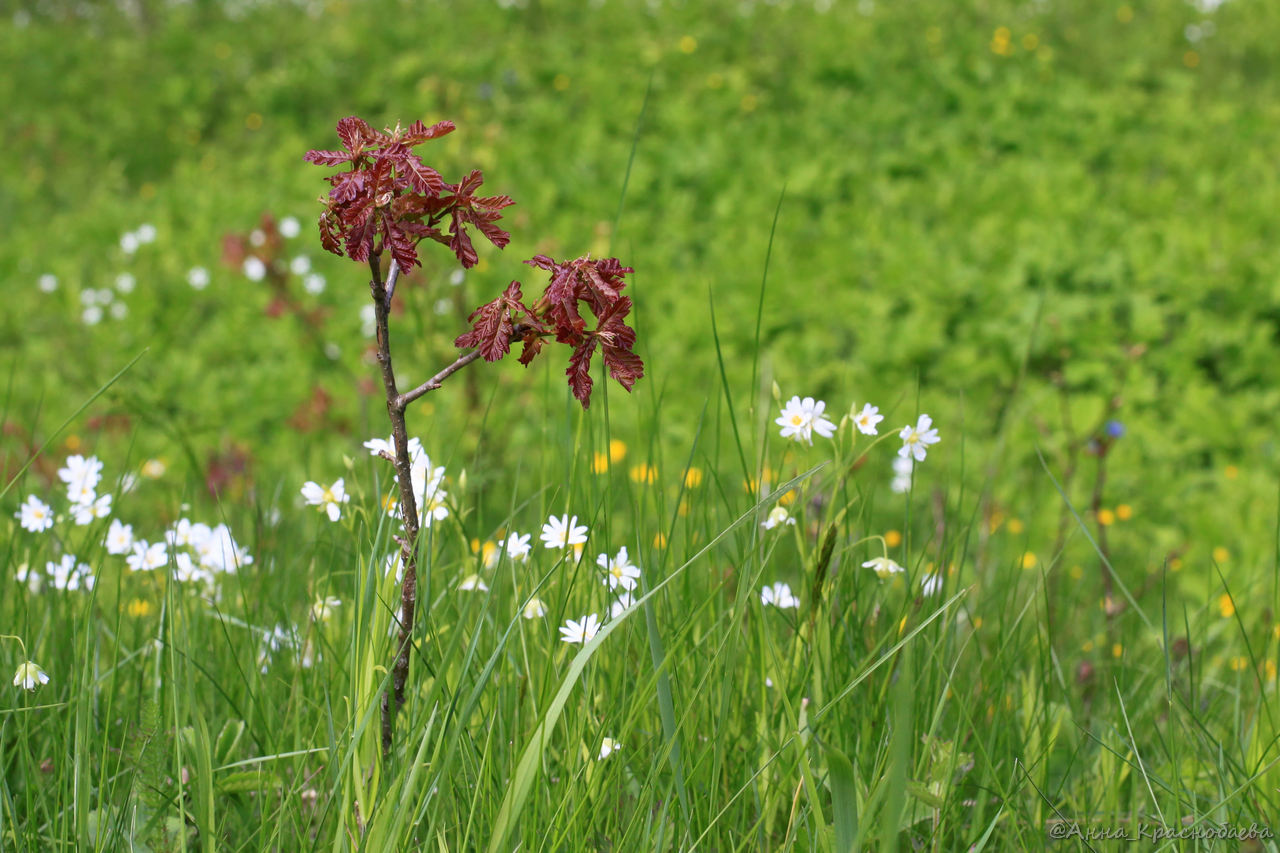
left=306, top=116, right=643, bottom=756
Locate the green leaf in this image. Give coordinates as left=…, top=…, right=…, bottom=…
left=821, top=739, right=859, bottom=853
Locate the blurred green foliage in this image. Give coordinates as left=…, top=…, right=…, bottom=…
left=6, top=0, right=1277, bottom=579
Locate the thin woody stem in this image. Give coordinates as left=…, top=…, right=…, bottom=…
left=368, top=257, right=535, bottom=756
left=395, top=325, right=540, bottom=410
left=369, top=253, right=423, bottom=759
left=369, top=265, right=528, bottom=758
left=396, top=349, right=486, bottom=409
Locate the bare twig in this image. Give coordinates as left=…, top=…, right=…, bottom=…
left=395, top=349, right=486, bottom=410
left=396, top=324, right=538, bottom=411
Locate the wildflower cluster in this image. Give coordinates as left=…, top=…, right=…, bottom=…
left=775, top=396, right=940, bottom=461
left=761, top=582, right=799, bottom=609
left=450, top=508, right=641, bottom=640
left=13, top=453, right=252, bottom=596
left=365, top=436, right=450, bottom=524
left=759, top=394, right=943, bottom=607
left=299, top=435, right=453, bottom=528
left=556, top=538, right=643, bottom=643
left=16, top=454, right=110, bottom=534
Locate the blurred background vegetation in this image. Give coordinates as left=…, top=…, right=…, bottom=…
left=3, top=0, right=1278, bottom=622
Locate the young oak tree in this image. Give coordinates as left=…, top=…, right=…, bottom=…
left=305, top=116, right=643, bottom=755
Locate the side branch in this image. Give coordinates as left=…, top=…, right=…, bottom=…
left=396, top=349, right=487, bottom=410
left=395, top=326, right=538, bottom=411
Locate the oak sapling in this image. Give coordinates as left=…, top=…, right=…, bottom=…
left=305, top=116, right=644, bottom=756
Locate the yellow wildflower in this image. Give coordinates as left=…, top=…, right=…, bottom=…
left=630, top=464, right=658, bottom=485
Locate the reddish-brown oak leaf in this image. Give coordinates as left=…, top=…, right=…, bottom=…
left=454, top=281, right=532, bottom=362
left=336, top=116, right=379, bottom=154
left=305, top=116, right=472, bottom=272
left=518, top=329, right=546, bottom=366
left=566, top=336, right=598, bottom=407
left=526, top=254, right=586, bottom=339
left=595, top=296, right=644, bottom=390
left=507, top=254, right=644, bottom=407
left=445, top=171, right=514, bottom=269
left=402, top=119, right=456, bottom=145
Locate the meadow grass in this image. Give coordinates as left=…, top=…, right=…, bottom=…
left=3, top=0, right=1280, bottom=849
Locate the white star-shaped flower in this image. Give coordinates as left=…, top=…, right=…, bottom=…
left=505, top=532, right=532, bottom=562
left=58, top=454, right=103, bottom=493
left=597, top=547, right=641, bottom=591
left=757, top=581, right=798, bottom=607
left=898, top=414, right=941, bottom=462
left=541, top=514, right=588, bottom=550
left=775, top=396, right=836, bottom=445
left=301, top=479, right=349, bottom=522
left=71, top=493, right=112, bottom=525
left=47, top=554, right=94, bottom=591
left=15, top=495, right=54, bottom=533
left=127, top=540, right=168, bottom=572
left=761, top=582, right=799, bottom=609
left=105, top=519, right=134, bottom=555
left=559, top=614, right=601, bottom=644
left=195, top=524, right=252, bottom=573
left=863, top=556, right=905, bottom=579
left=173, top=553, right=214, bottom=585
left=851, top=402, right=884, bottom=435
left=13, top=661, right=49, bottom=691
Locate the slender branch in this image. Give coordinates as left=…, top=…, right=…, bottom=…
left=396, top=325, right=540, bottom=411
left=368, top=252, right=424, bottom=759
left=396, top=349, right=486, bottom=410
